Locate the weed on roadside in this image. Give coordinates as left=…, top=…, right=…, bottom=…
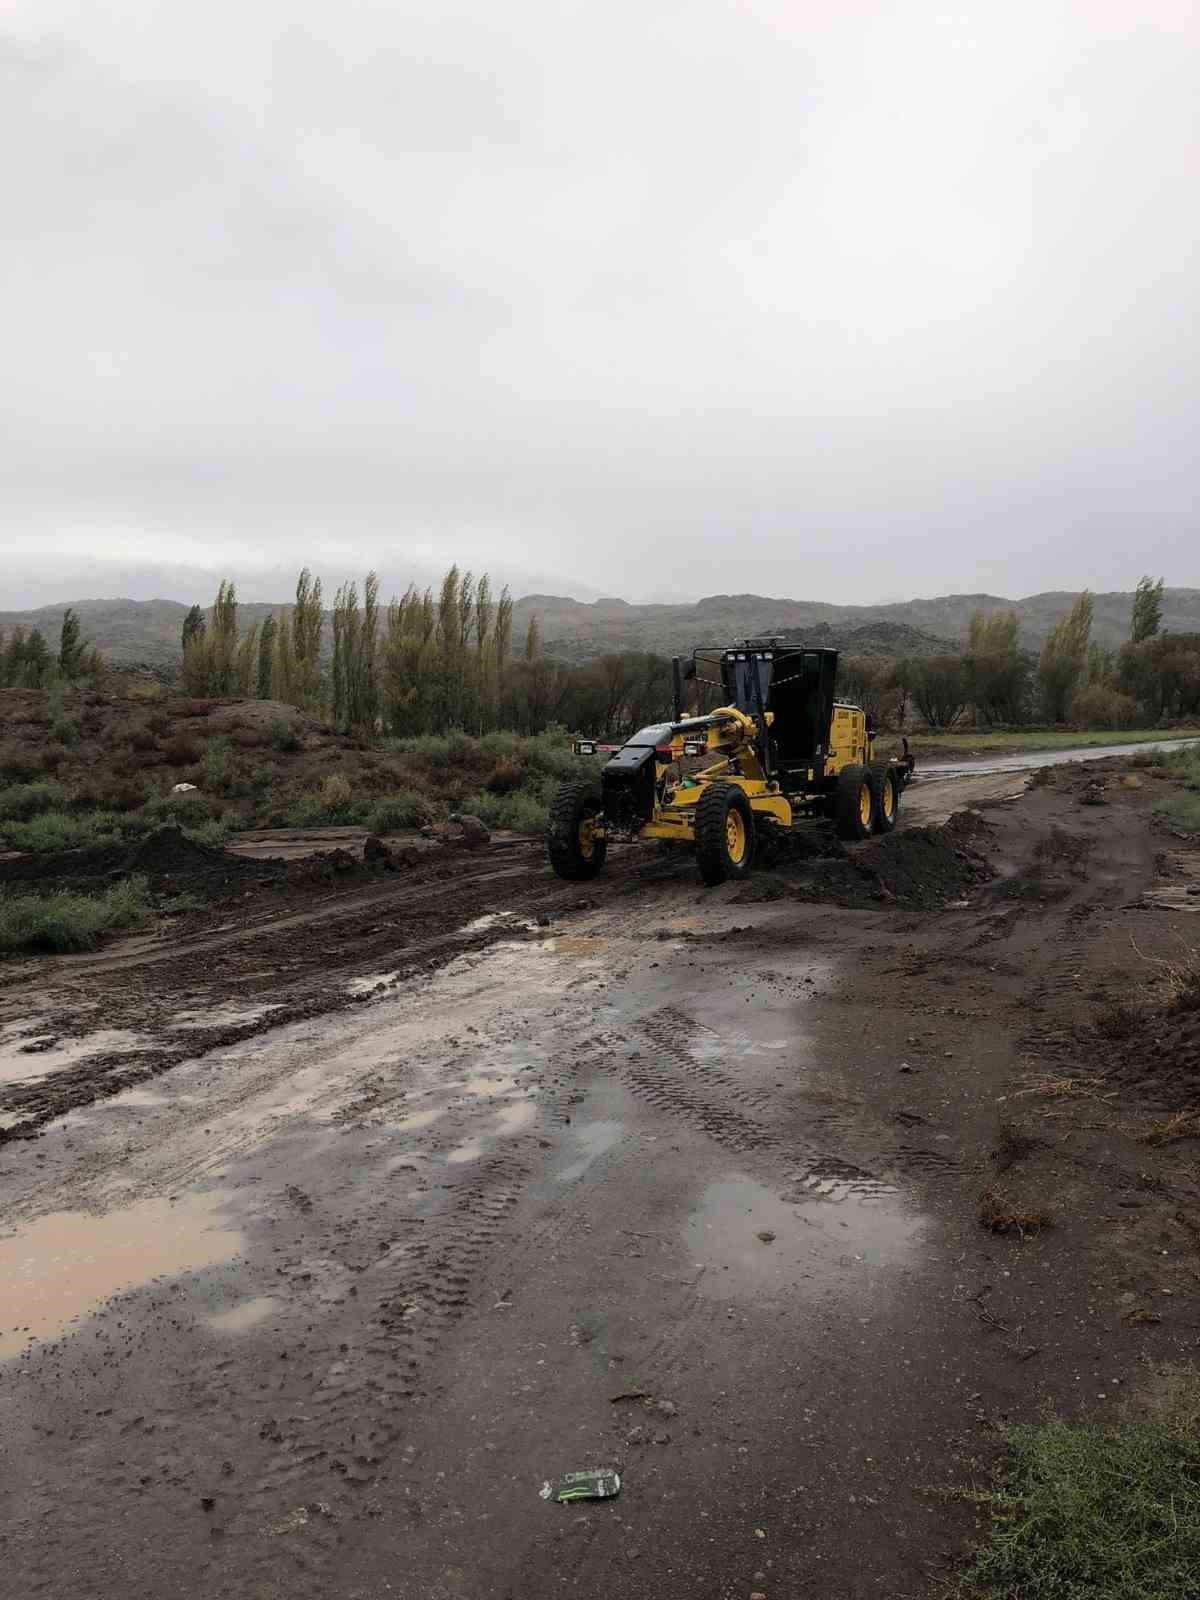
left=1133, top=1108, right=1200, bottom=1146
left=0, top=876, right=154, bottom=954
left=954, top=1368, right=1200, bottom=1600
left=978, top=1187, right=1051, bottom=1237
left=1092, top=997, right=1144, bottom=1040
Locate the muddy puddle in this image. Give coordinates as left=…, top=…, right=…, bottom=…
left=170, top=1003, right=281, bottom=1030
left=685, top=1175, right=924, bottom=1299
left=0, top=1027, right=150, bottom=1087
left=206, top=1295, right=280, bottom=1334
left=0, top=1191, right=241, bottom=1360
left=558, top=1120, right=625, bottom=1182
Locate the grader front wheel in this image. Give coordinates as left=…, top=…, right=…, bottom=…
left=695, top=784, right=755, bottom=886
left=547, top=783, right=607, bottom=881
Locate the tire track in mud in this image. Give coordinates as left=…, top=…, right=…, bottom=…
left=205, top=1154, right=529, bottom=1593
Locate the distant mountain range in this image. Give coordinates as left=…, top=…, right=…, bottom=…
left=1, top=588, right=1197, bottom=671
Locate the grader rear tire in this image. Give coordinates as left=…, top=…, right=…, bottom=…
left=834, top=763, right=874, bottom=841
left=547, top=783, right=607, bottom=881
left=695, top=784, right=755, bottom=886
left=869, top=762, right=900, bottom=834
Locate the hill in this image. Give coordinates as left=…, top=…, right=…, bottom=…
left=3, top=587, right=1198, bottom=670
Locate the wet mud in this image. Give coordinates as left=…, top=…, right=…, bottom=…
left=2, top=756, right=1199, bottom=1598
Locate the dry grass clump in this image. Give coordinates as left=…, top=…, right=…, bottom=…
left=978, top=1186, right=1052, bottom=1237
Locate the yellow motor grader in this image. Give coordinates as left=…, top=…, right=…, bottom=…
left=547, top=642, right=914, bottom=885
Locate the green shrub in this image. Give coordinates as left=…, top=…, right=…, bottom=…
left=367, top=790, right=432, bottom=832
left=321, top=772, right=353, bottom=810
left=200, top=737, right=234, bottom=792
left=0, top=876, right=153, bottom=954
left=0, top=780, right=67, bottom=821
left=960, top=1368, right=1200, bottom=1600
left=2, top=810, right=127, bottom=853
left=267, top=715, right=301, bottom=752
left=461, top=790, right=549, bottom=834
left=48, top=714, right=82, bottom=746
left=1069, top=683, right=1139, bottom=730
left=182, top=817, right=230, bottom=848
left=1156, top=792, right=1200, bottom=833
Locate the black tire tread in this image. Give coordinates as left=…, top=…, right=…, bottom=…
left=546, top=783, right=606, bottom=881
left=834, top=763, right=873, bottom=841
left=695, top=784, right=755, bottom=887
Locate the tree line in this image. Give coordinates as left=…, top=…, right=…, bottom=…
left=179, top=566, right=676, bottom=737
left=0, top=608, right=102, bottom=690
left=843, top=577, right=1200, bottom=729
left=179, top=569, right=1194, bottom=737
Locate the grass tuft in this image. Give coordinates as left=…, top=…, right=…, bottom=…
left=978, top=1187, right=1051, bottom=1237
left=0, top=876, right=154, bottom=954
left=958, top=1369, right=1200, bottom=1600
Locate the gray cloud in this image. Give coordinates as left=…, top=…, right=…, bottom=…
left=3, top=1, right=1198, bottom=606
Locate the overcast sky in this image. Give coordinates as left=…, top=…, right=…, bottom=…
left=3, top=1, right=1198, bottom=608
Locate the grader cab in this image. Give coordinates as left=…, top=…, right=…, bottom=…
left=547, top=642, right=914, bottom=885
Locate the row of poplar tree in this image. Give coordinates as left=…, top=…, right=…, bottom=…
left=840, top=577, right=1199, bottom=729
left=0, top=607, right=102, bottom=689
left=181, top=567, right=535, bottom=735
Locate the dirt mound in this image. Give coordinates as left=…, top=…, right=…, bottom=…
left=0, top=826, right=282, bottom=892
left=735, top=812, right=995, bottom=909
left=1095, top=998, right=1200, bottom=1111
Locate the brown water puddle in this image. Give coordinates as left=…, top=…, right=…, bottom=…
left=0, top=1192, right=241, bottom=1360
left=685, top=1175, right=924, bottom=1299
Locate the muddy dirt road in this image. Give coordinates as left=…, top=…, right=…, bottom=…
left=2, top=759, right=1199, bottom=1599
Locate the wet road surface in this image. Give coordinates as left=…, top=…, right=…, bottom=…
left=1, top=748, right=1187, bottom=1597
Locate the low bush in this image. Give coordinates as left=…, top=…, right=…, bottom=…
left=367, top=790, right=431, bottom=832
left=2, top=810, right=127, bottom=853
left=0, top=780, right=67, bottom=821
left=321, top=772, right=353, bottom=811
left=960, top=1368, right=1200, bottom=1600
left=267, top=716, right=301, bottom=752
left=461, top=789, right=549, bottom=834
left=0, top=876, right=153, bottom=953
left=1069, top=683, right=1139, bottom=730
left=49, top=714, right=82, bottom=746
left=200, top=737, right=235, bottom=792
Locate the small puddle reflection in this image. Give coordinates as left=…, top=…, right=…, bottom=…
left=0, top=1028, right=149, bottom=1087
left=206, top=1295, right=279, bottom=1333
left=391, top=1107, right=443, bottom=1133
left=461, top=912, right=537, bottom=935
left=346, top=971, right=400, bottom=996
left=558, top=1120, right=625, bottom=1183
left=0, top=1192, right=242, bottom=1359
left=494, top=1101, right=535, bottom=1135
left=171, top=1004, right=281, bottom=1031
left=542, top=935, right=608, bottom=957
left=686, top=1175, right=923, bottom=1299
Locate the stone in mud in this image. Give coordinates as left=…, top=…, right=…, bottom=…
left=363, top=834, right=391, bottom=867
left=449, top=812, right=491, bottom=848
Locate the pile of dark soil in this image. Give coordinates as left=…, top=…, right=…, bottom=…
left=0, top=826, right=282, bottom=893
left=1096, top=993, right=1200, bottom=1111
left=735, top=812, right=995, bottom=910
